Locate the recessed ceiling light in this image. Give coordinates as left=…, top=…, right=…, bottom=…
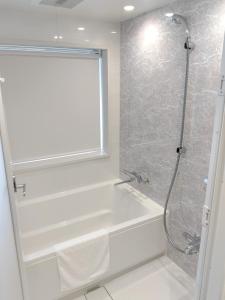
left=165, top=12, right=174, bottom=17
left=54, top=35, right=63, bottom=40
left=77, top=27, right=85, bottom=31
left=85, top=39, right=90, bottom=42
left=123, top=5, right=135, bottom=12
left=111, top=31, right=117, bottom=34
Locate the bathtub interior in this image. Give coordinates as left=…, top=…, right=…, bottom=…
left=16, top=181, right=164, bottom=261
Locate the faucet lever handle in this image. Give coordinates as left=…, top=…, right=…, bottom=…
left=121, top=170, right=150, bottom=184
left=122, top=169, right=135, bottom=177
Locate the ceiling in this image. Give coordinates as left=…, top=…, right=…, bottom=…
left=0, top=0, right=177, bottom=23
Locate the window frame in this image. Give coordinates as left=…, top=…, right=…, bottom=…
left=0, top=45, right=109, bottom=172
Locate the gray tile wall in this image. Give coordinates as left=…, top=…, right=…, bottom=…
left=120, top=0, right=225, bottom=277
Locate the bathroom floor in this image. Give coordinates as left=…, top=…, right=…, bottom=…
left=75, top=256, right=195, bottom=300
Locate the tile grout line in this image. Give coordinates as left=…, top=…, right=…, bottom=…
left=103, top=286, right=114, bottom=300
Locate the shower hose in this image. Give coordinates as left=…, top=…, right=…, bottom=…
left=163, top=37, right=192, bottom=254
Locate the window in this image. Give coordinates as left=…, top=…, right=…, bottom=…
left=0, top=46, right=108, bottom=171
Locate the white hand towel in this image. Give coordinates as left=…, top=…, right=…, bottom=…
left=55, top=229, right=110, bottom=292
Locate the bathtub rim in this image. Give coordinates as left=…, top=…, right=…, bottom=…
left=23, top=212, right=163, bottom=266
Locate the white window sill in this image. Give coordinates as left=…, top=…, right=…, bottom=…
left=12, top=149, right=109, bottom=173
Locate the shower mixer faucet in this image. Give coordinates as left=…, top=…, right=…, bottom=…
left=115, top=169, right=150, bottom=186
left=183, top=232, right=201, bottom=255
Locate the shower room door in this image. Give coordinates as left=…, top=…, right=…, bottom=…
left=0, top=77, right=27, bottom=299
left=0, top=78, right=23, bottom=299
left=0, top=67, right=32, bottom=300
left=196, top=33, right=225, bottom=300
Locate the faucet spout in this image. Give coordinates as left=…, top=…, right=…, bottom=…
left=114, top=179, right=134, bottom=186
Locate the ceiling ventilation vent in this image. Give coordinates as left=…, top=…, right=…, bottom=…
left=39, top=0, right=84, bottom=9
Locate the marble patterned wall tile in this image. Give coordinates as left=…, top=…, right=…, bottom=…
left=120, top=0, right=225, bottom=277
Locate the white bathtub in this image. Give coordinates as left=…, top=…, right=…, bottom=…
left=17, top=180, right=166, bottom=300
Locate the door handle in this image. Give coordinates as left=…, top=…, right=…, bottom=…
left=13, top=176, right=26, bottom=197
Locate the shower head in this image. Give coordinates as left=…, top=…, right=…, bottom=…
left=165, top=13, right=190, bottom=38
